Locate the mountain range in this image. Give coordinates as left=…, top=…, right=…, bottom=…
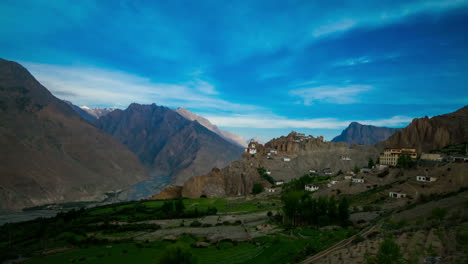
left=0, top=58, right=146, bottom=211
left=95, top=103, right=244, bottom=185
left=332, top=122, right=399, bottom=145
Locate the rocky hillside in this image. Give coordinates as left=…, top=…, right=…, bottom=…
left=175, top=107, right=246, bottom=147
left=332, top=122, right=399, bottom=145
left=151, top=131, right=379, bottom=199
left=0, top=58, right=146, bottom=212
left=380, top=106, right=468, bottom=153
left=95, top=103, right=243, bottom=184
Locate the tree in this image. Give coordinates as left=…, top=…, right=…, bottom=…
left=354, top=165, right=360, bottom=174
left=175, top=199, right=185, bottom=215
left=366, top=238, right=407, bottom=264
left=338, top=197, right=350, bottom=225
left=159, top=245, right=197, bottom=264
left=397, top=155, right=414, bottom=169
left=368, top=158, right=375, bottom=169
left=252, top=183, right=264, bottom=194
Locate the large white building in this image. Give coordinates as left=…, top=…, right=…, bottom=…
left=379, top=148, right=417, bottom=166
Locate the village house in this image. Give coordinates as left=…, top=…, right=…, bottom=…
left=309, top=169, right=318, bottom=174
left=420, top=153, right=444, bottom=161
left=344, top=175, right=353, bottom=180
left=416, top=176, right=437, bottom=182
left=374, top=164, right=388, bottom=170
left=275, top=180, right=284, bottom=186
left=389, top=191, right=407, bottom=198
left=379, top=148, right=417, bottom=166
left=341, top=155, right=351, bottom=161
left=327, top=180, right=338, bottom=188
left=352, top=178, right=365, bottom=184
left=283, top=157, right=291, bottom=162
left=265, top=188, right=276, bottom=193
left=266, top=170, right=271, bottom=175
left=323, top=168, right=333, bottom=175
left=360, top=168, right=371, bottom=173
left=305, top=184, right=319, bottom=192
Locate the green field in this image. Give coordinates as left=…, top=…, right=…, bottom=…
left=25, top=228, right=351, bottom=264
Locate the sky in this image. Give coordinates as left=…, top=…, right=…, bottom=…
left=1, top=0, right=467, bottom=142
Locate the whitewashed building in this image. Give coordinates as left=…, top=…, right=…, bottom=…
left=283, top=157, right=291, bottom=162
left=352, top=178, right=365, bottom=184
left=389, top=192, right=406, bottom=198
left=305, top=184, right=319, bottom=192
left=416, top=176, right=437, bottom=182
left=275, top=180, right=284, bottom=186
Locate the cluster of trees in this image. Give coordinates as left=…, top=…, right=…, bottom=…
left=257, top=167, right=274, bottom=184
left=283, top=174, right=331, bottom=192
left=159, top=199, right=217, bottom=219
left=397, top=155, right=415, bottom=168
left=252, top=183, right=264, bottom=194
left=281, top=191, right=350, bottom=226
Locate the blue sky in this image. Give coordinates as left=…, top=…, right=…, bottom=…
left=1, top=0, right=467, bottom=142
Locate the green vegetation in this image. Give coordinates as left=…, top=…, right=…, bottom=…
left=282, top=174, right=330, bottom=191
left=365, top=238, right=407, bottom=264
left=354, top=165, right=360, bottom=174
left=160, top=245, right=197, bottom=264
left=368, top=158, right=375, bottom=169
left=281, top=191, right=350, bottom=226
left=257, top=167, right=274, bottom=185
left=252, top=183, right=264, bottom=194
left=397, top=155, right=415, bottom=169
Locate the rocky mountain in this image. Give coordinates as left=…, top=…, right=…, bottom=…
left=0, top=58, right=146, bottom=212
left=332, top=122, right=399, bottom=145
left=81, top=106, right=114, bottom=119
left=380, top=106, right=468, bottom=153
left=150, top=131, right=379, bottom=199
left=175, top=107, right=246, bottom=147
left=95, top=103, right=244, bottom=185
left=63, top=100, right=97, bottom=123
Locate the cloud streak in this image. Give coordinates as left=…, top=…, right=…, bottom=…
left=289, top=85, right=373, bottom=105
left=22, top=62, right=260, bottom=112
left=204, top=113, right=412, bottom=129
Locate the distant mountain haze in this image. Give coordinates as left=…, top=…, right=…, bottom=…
left=332, top=122, right=399, bottom=145
left=95, top=103, right=244, bottom=185
left=80, top=106, right=114, bottom=119
left=175, top=107, right=247, bottom=147
left=63, top=100, right=97, bottom=123
left=379, top=106, right=468, bottom=153
left=0, top=58, right=147, bottom=211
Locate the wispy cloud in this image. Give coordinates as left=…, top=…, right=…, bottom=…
left=289, top=85, right=373, bottom=105
left=204, top=113, right=412, bottom=129
left=22, top=62, right=259, bottom=112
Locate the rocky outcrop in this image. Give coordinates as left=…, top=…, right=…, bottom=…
left=0, top=58, right=147, bottom=211
left=96, top=103, right=243, bottom=185
left=332, top=122, right=399, bottom=145
left=146, top=186, right=183, bottom=200
left=380, top=106, right=468, bottom=153
left=182, top=160, right=263, bottom=198
left=151, top=131, right=379, bottom=199
left=175, top=107, right=246, bottom=147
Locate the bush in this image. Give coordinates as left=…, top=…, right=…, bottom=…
left=252, top=183, right=264, bottom=194
left=159, top=245, right=197, bottom=264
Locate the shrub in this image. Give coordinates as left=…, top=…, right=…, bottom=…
left=252, top=183, right=264, bottom=194
left=159, top=245, right=197, bottom=264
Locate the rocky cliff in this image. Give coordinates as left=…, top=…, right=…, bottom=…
left=95, top=103, right=243, bottom=185
left=380, top=106, right=468, bottom=153
left=332, top=122, right=399, bottom=145
left=0, top=59, right=147, bottom=211
left=151, top=131, right=379, bottom=199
